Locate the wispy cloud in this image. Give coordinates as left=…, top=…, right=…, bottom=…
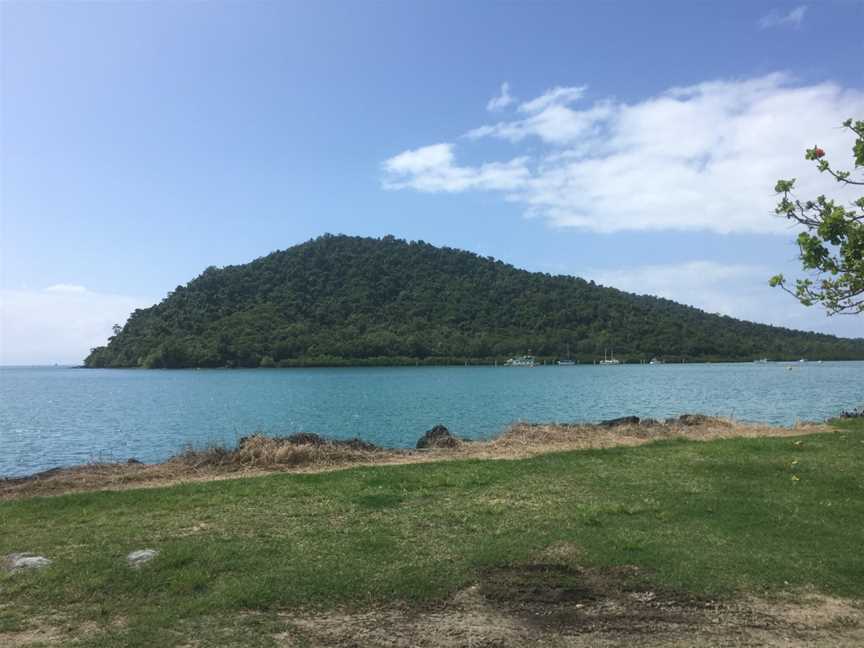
left=382, top=143, right=530, bottom=193
left=486, top=82, right=515, bottom=112
left=518, top=85, right=586, bottom=113
left=383, top=73, right=864, bottom=234
left=0, top=286, right=152, bottom=365
left=468, top=85, right=598, bottom=144
left=758, top=6, right=807, bottom=29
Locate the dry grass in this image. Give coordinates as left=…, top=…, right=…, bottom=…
left=0, top=416, right=832, bottom=500
left=485, top=416, right=828, bottom=457
left=175, top=434, right=381, bottom=469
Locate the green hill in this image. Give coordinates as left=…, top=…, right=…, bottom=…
left=85, top=234, right=864, bottom=367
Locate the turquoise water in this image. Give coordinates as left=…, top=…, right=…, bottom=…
left=1, top=363, right=862, bottom=478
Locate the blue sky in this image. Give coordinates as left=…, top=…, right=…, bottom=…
left=1, top=1, right=863, bottom=363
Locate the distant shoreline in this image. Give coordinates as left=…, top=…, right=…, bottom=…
left=74, top=357, right=864, bottom=369
left=6, top=358, right=864, bottom=369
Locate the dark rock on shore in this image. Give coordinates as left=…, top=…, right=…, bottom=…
left=416, top=425, right=460, bottom=449
left=599, top=416, right=640, bottom=427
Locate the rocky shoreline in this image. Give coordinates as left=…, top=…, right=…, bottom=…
left=1, top=414, right=832, bottom=500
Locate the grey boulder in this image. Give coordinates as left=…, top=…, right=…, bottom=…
left=127, top=549, right=159, bottom=568
left=3, top=553, right=52, bottom=573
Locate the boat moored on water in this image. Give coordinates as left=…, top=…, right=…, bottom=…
left=505, top=355, right=536, bottom=367
left=557, top=344, right=576, bottom=365
left=599, top=348, right=620, bottom=365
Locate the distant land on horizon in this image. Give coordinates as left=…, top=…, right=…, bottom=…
left=84, top=235, right=864, bottom=368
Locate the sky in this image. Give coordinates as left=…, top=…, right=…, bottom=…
left=1, top=0, right=863, bottom=364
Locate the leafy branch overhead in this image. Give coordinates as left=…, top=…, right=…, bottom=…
left=771, top=118, right=864, bottom=314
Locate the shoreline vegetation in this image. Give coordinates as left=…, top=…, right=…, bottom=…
left=2, top=416, right=863, bottom=647
left=0, top=414, right=833, bottom=500
left=77, top=355, right=864, bottom=368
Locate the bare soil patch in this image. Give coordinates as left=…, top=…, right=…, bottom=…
left=0, top=617, right=111, bottom=648
left=282, top=563, right=864, bottom=647
left=1, top=417, right=831, bottom=500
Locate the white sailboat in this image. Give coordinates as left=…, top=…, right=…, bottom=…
left=599, top=348, right=620, bottom=365
left=557, top=343, right=575, bottom=366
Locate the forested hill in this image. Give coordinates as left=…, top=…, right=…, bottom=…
left=85, top=234, right=864, bottom=367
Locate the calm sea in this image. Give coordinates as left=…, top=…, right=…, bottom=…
left=1, top=363, right=862, bottom=478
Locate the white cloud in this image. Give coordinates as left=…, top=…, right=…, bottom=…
left=486, top=82, right=515, bottom=112
left=759, top=6, right=807, bottom=29
left=0, top=286, right=152, bottom=365
left=383, top=73, right=864, bottom=234
left=518, top=85, right=586, bottom=113
left=586, top=261, right=863, bottom=338
left=467, top=101, right=612, bottom=145
left=382, top=143, right=530, bottom=193
left=467, top=85, right=600, bottom=144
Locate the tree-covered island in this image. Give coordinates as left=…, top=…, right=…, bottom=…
left=85, top=235, right=864, bottom=368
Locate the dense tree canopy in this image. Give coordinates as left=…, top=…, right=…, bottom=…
left=771, top=118, right=864, bottom=314
left=85, top=235, right=864, bottom=368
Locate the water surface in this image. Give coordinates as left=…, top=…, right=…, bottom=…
left=1, top=362, right=862, bottom=477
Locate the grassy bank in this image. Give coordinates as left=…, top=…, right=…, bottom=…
left=1, top=418, right=863, bottom=646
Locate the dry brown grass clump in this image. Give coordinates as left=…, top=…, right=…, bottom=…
left=173, top=433, right=383, bottom=469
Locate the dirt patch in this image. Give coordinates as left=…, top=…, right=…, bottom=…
left=0, top=617, right=112, bottom=648
left=280, top=563, right=864, bottom=647
left=0, top=417, right=833, bottom=500
left=0, top=628, right=64, bottom=648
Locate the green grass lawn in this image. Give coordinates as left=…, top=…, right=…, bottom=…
left=2, top=419, right=863, bottom=647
